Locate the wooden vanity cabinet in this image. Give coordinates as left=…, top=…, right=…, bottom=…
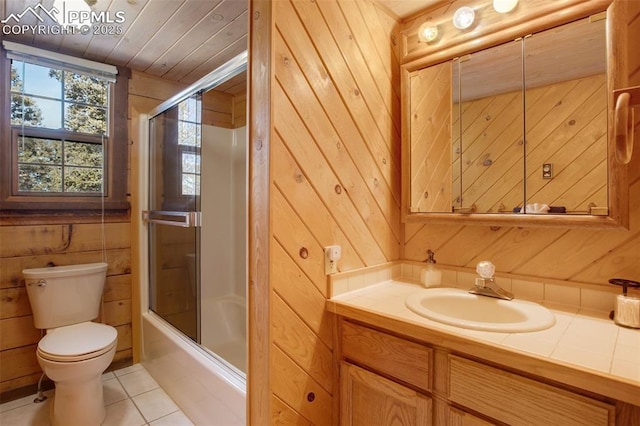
left=338, top=319, right=621, bottom=426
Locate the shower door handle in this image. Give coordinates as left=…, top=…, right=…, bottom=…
left=142, top=210, right=202, bottom=227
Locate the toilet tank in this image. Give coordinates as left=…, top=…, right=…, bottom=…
left=23, top=263, right=108, bottom=329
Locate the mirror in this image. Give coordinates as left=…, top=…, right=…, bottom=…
left=407, top=16, right=607, bottom=217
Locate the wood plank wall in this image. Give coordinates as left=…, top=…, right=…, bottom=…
left=404, top=2, right=640, bottom=288
left=269, top=0, right=402, bottom=422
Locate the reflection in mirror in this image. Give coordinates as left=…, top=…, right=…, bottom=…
left=452, top=58, right=461, bottom=212
left=455, top=40, right=523, bottom=214
left=523, top=17, right=607, bottom=214
left=409, top=61, right=453, bottom=212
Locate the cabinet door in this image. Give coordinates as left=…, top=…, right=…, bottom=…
left=340, top=362, right=432, bottom=426
left=448, top=406, right=496, bottom=426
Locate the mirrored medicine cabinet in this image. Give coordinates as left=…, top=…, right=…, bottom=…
left=401, top=1, right=633, bottom=228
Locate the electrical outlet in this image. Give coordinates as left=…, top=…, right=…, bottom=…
left=324, top=245, right=341, bottom=275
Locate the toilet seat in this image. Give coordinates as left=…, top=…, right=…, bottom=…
left=37, top=322, right=117, bottom=363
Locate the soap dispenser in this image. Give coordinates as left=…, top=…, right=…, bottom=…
left=421, top=249, right=442, bottom=288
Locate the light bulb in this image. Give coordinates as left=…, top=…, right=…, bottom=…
left=418, top=23, right=439, bottom=43
left=452, top=6, right=475, bottom=30
left=493, top=0, right=518, bottom=13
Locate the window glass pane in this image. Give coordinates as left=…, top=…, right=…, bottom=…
left=17, top=137, right=62, bottom=164
left=178, top=121, right=200, bottom=146
left=10, top=61, right=24, bottom=92
left=11, top=94, right=45, bottom=126
left=63, top=74, right=108, bottom=106
left=19, top=62, right=62, bottom=98
left=64, top=104, right=107, bottom=134
left=18, top=164, right=62, bottom=192
left=182, top=174, right=200, bottom=196
left=178, top=97, right=200, bottom=122
left=182, top=152, right=200, bottom=173
left=37, top=98, right=63, bottom=129
left=64, top=167, right=103, bottom=192
left=65, top=141, right=103, bottom=167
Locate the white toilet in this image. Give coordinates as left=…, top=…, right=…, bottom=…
left=23, top=262, right=117, bottom=426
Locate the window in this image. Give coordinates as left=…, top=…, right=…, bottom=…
left=1, top=42, right=129, bottom=212
left=11, top=61, right=108, bottom=194
left=178, top=96, right=202, bottom=197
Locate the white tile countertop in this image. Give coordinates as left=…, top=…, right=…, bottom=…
left=329, top=280, right=640, bottom=388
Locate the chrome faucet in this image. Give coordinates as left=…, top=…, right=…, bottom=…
left=468, top=261, right=514, bottom=300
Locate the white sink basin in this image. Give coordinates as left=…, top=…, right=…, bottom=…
left=405, top=288, right=556, bottom=332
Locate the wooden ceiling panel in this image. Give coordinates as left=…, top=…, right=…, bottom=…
left=142, top=1, right=247, bottom=82
left=125, top=0, right=223, bottom=71
left=216, top=72, right=247, bottom=96
left=1, top=0, right=248, bottom=85
left=2, top=0, right=435, bottom=87
left=81, top=0, right=152, bottom=64
left=103, top=0, right=186, bottom=67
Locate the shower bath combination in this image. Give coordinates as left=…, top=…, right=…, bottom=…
left=139, top=52, right=248, bottom=424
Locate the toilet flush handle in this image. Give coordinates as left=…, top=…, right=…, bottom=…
left=27, top=279, right=47, bottom=287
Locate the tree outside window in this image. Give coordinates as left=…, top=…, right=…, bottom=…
left=10, top=60, right=109, bottom=194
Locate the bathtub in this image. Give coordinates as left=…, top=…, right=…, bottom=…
left=201, top=294, right=247, bottom=373
left=142, top=311, right=246, bottom=425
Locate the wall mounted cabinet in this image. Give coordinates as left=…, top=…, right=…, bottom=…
left=401, top=0, right=633, bottom=228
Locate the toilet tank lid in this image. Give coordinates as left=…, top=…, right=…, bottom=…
left=39, top=322, right=117, bottom=357
left=23, top=263, right=108, bottom=279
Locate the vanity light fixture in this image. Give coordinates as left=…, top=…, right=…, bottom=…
left=452, top=6, right=476, bottom=30
left=418, top=23, right=440, bottom=43
left=493, top=0, right=519, bottom=13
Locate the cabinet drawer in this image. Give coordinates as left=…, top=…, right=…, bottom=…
left=448, top=355, right=615, bottom=426
left=341, top=321, right=432, bottom=392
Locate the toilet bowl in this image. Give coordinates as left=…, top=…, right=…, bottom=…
left=23, top=263, right=117, bottom=426
left=38, top=322, right=117, bottom=426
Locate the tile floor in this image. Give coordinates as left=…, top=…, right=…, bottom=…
left=0, top=364, right=194, bottom=426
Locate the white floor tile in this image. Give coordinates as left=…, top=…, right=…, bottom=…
left=102, top=399, right=146, bottom=426
left=103, top=377, right=129, bottom=406
left=150, top=410, right=195, bottom=426
left=118, top=369, right=160, bottom=397
left=132, top=388, right=179, bottom=422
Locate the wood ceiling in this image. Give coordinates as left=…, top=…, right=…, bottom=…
left=2, top=0, right=248, bottom=85
left=1, top=0, right=441, bottom=85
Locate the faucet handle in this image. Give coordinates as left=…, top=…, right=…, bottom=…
left=476, top=260, right=495, bottom=279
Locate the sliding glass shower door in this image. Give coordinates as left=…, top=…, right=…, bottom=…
left=147, top=94, right=202, bottom=342
left=144, top=52, right=247, bottom=375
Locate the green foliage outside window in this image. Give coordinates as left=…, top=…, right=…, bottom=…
left=10, top=61, right=109, bottom=194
